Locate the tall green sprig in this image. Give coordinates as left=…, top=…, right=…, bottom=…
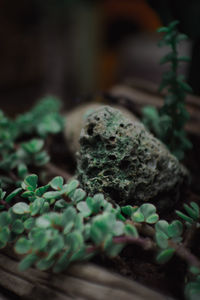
left=143, top=20, right=192, bottom=160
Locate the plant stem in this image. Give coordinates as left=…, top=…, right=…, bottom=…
left=169, top=240, right=200, bottom=268
left=113, top=236, right=154, bottom=250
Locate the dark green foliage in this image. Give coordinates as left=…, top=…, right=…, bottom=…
left=142, top=21, right=192, bottom=160
left=0, top=96, right=63, bottom=189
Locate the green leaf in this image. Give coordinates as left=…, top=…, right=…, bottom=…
left=32, top=230, right=48, bottom=250
left=113, top=221, right=124, bottom=236
left=168, top=220, right=183, bottom=238
left=90, top=213, right=115, bottom=245
left=86, top=197, right=101, bottom=214
left=77, top=201, right=91, bottom=217
left=19, top=253, right=38, bottom=271
left=66, top=231, right=84, bottom=253
left=191, top=202, right=199, bottom=216
left=178, top=56, right=191, bottom=62
left=177, top=79, right=193, bottom=93
left=185, top=281, right=200, bottom=300
left=190, top=266, right=200, bottom=275
left=62, top=206, right=76, bottom=227
left=35, top=184, right=50, bottom=197
left=132, top=211, right=144, bottom=223
left=50, top=176, right=64, bottom=190
left=146, top=214, right=159, bottom=224
left=0, top=227, right=10, bottom=247
left=36, top=215, right=51, bottom=228
left=24, top=174, right=38, bottom=190
left=30, top=198, right=45, bottom=216
left=86, top=194, right=104, bottom=214
left=156, top=248, right=175, bottom=264
left=22, top=139, right=44, bottom=154
left=155, top=232, right=169, bottom=249
left=5, top=188, right=22, bottom=203
left=21, top=191, right=35, bottom=199
left=155, top=220, right=169, bottom=235
left=42, top=202, right=50, bottom=214
left=63, top=221, right=74, bottom=235
left=34, top=151, right=49, bottom=166
left=105, top=242, right=124, bottom=257
left=43, top=191, right=62, bottom=200
left=69, top=247, right=86, bottom=263
left=184, top=204, right=199, bottom=221
left=53, top=250, right=70, bottom=273
left=74, top=214, right=84, bottom=231
left=140, top=204, right=157, bottom=219
left=15, top=237, right=32, bottom=254
left=0, top=211, right=11, bottom=227
left=54, top=199, right=68, bottom=210
left=12, top=219, right=24, bottom=234
left=71, top=188, right=86, bottom=203
left=24, top=217, right=35, bottom=230
left=121, top=205, right=136, bottom=217
left=36, top=257, right=55, bottom=271
left=46, top=235, right=64, bottom=260
left=157, top=26, right=168, bottom=33
left=169, top=20, right=179, bottom=29
left=176, top=210, right=194, bottom=224
left=92, top=194, right=104, bottom=205
left=12, top=202, right=30, bottom=214
left=124, top=224, right=138, bottom=238
left=65, top=180, right=79, bottom=196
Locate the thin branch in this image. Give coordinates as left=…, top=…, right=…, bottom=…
left=169, top=240, right=200, bottom=268
left=113, top=236, right=154, bottom=250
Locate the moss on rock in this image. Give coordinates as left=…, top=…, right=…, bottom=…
left=77, top=106, right=187, bottom=207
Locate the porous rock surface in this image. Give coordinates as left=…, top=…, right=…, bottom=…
left=77, top=106, right=187, bottom=207
left=64, top=103, right=138, bottom=156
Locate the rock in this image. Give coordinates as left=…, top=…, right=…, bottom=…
left=76, top=106, right=187, bottom=208
left=64, top=103, right=138, bottom=156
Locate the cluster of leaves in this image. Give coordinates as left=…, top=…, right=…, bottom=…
left=0, top=174, right=200, bottom=299
left=0, top=175, right=136, bottom=272
left=0, top=96, right=63, bottom=189
left=142, top=20, right=192, bottom=160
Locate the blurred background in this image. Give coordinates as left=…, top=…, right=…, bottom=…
left=1, top=0, right=200, bottom=114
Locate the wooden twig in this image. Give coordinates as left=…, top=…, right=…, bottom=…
left=0, top=252, right=173, bottom=300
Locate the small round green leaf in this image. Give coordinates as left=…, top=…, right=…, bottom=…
left=132, top=211, right=144, bottom=223
left=146, top=213, right=159, bottom=224
left=77, top=201, right=91, bottom=217
left=156, top=248, right=175, bottom=264
left=19, top=253, right=38, bottom=271
left=12, top=219, right=24, bottom=234
left=15, top=237, right=32, bottom=254
left=140, top=203, right=156, bottom=219
left=168, top=220, right=183, bottom=238
left=12, top=202, right=30, bottom=214
left=50, top=176, right=64, bottom=190
left=124, top=224, right=138, bottom=238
